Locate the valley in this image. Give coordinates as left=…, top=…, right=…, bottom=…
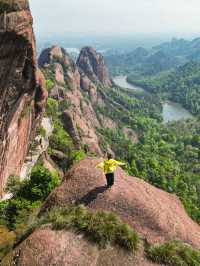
left=113, top=75, right=194, bottom=122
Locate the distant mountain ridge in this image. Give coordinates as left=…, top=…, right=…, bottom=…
left=153, top=37, right=200, bottom=57
left=106, top=37, right=200, bottom=75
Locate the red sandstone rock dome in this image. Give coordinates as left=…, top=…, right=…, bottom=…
left=3, top=157, right=200, bottom=265
left=41, top=158, right=200, bottom=249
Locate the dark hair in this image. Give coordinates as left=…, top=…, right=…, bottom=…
left=107, top=153, right=112, bottom=160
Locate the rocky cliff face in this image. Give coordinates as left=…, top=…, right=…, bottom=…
left=39, top=46, right=114, bottom=156
left=77, top=46, right=112, bottom=87
left=38, top=46, right=65, bottom=67
left=0, top=0, right=47, bottom=197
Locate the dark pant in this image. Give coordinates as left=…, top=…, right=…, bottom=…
left=105, top=173, right=114, bottom=187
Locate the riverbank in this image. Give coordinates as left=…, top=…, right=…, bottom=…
left=113, top=75, right=194, bottom=123
left=113, top=76, right=144, bottom=92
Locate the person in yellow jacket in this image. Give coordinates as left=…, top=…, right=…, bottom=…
left=96, top=153, right=126, bottom=187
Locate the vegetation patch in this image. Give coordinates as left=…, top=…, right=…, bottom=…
left=37, top=126, right=46, bottom=138
left=147, top=240, right=200, bottom=266
left=40, top=205, right=139, bottom=252
left=1, top=166, right=60, bottom=230
left=0, top=165, right=60, bottom=261
left=46, top=97, right=59, bottom=120
left=45, top=79, right=54, bottom=92
left=59, top=99, right=72, bottom=112
left=46, top=97, right=86, bottom=171
left=0, top=225, right=16, bottom=260
left=49, top=120, right=73, bottom=154
left=0, top=3, right=15, bottom=13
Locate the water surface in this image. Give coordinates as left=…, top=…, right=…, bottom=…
left=113, top=76, right=144, bottom=92
left=113, top=75, right=194, bottom=123
left=162, top=102, right=193, bottom=123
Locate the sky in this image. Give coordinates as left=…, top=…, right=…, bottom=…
left=30, top=0, right=200, bottom=37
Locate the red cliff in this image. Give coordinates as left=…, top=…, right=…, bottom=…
left=77, top=46, right=112, bottom=87
left=0, top=0, right=47, bottom=197
left=39, top=46, right=114, bottom=156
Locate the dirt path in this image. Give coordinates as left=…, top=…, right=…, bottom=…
left=1, top=117, right=53, bottom=201
left=20, top=117, right=53, bottom=179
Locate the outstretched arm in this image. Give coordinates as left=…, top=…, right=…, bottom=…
left=96, top=162, right=104, bottom=169
left=115, top=160, right=126, bottom=166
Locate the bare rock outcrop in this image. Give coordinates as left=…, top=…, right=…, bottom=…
left=38, top=45, right=64, bottom=67
left=54, top=63, right=65, bottom=85
left=77, top=47, right=112, bottom=87
left=2, top=227, right=160, bottom=266
left=0, top=0, right=47, bottom=197
left=4, top=157, right=200, bottom=265
left=42, top=158, right=200, bottom=249
left=40, top=46, right=106, bottom=156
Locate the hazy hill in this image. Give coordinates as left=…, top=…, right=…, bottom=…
left=106, top=37, right=200, bottom=76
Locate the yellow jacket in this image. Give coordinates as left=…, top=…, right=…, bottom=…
left=96, top=159, right=125, bottom=174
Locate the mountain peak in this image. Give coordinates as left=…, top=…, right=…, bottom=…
left=77, top=46, right=112, bottom=87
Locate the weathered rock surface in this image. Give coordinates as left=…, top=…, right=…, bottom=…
left=0, top=0, right=47, bottom=197
left=38, top=46, right=64, bottom=67
left=3, top=157, right=200, bottom=265
left=42, top=158, right=200, bottom=249
left=40, top=46, right=112, bottom=156
left=42, top=152, right=64, bottom=179
left=77, top=47, right=112, bottom=87
left=2, top=227, right=160, bottom=266
left=54, top=63, right=65, bottom=84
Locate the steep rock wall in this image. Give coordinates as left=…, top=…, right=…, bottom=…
left=0, top=0, right=47, bottom=197
left=39, top=46, right=111, bottom=156
left=77, top=46, right=112, bottom=87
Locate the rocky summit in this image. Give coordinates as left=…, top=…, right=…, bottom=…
left=42, top=158, right=200, bottom=249
left=77, top=46, right=112, bottom=87
left=39, top=45, right=115, bottom=157
left=2, top=158, right=200, bottom=265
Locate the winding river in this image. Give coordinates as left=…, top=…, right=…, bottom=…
left=113, top=76, right=194, bottom=123
left=113, top=76, right=145, bottom=93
